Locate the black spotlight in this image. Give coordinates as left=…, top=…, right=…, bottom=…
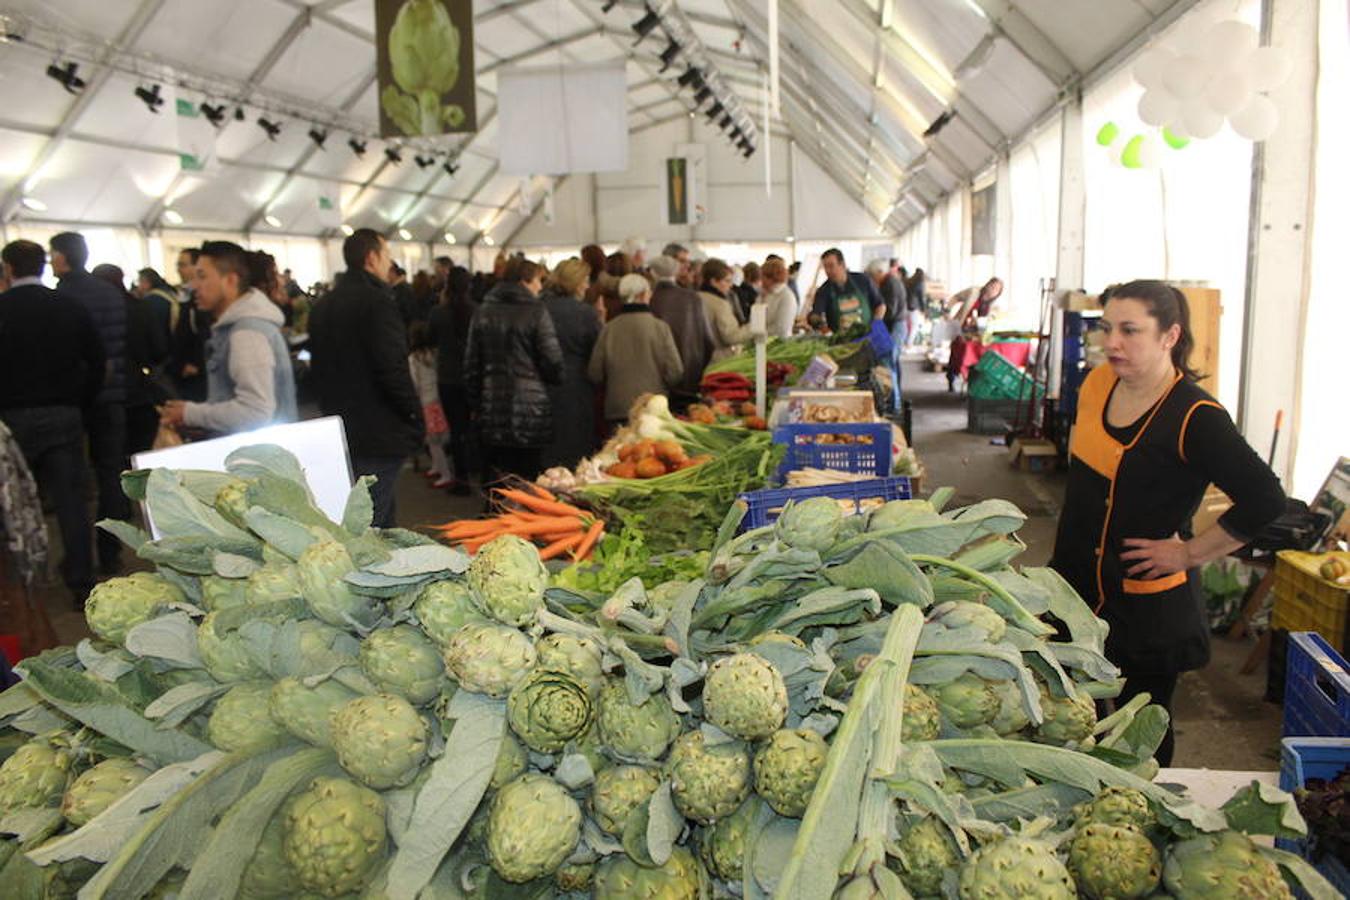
left=718, top=113, right=733, bottom=130
left=601, top=0, right=618, bottom=11
left=199, top=102, right=227, bottom=127
left=45, top=61, right=86, bottom=94
left=384, top=146, right=403, bottom=165
left=631, top=7, right=660, bottom=43
left=741, top=144, right=754, bottom=158
left=443, top=161, right=459, bottom=177
left=414, top=155, right=436, bottom=169
left=693, top=86, right=712, bottom=106
left=134, top=84, right=165, bottom=113
left=922, top=109, right=955, bottom=138
left=729, top=126, right=742, bottom=142
left=658, top=40, right=680, bottom=72
left=677, top=66, right=702, bottom=88
left=348, top=138, right=367, bottom=157
left=308, top=127, right=328, bottom=149
left=234, top=106, right=246, bottom=121
left=257, top=117, right=282, bottom=141
left=705, top=100, right=724, bottom=121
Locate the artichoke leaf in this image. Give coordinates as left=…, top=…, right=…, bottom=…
left=144, top=468, right=253, bottom=543
left=342, top=475, right=376, bottom=535
left=822, top=541, right=934, bottom=609
left=124, top=613, right=205, bottom=670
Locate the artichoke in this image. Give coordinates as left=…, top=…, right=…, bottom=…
left=208, top=683, right=291, bottom=753
left=590, top=764, right=661, bottom=836
left=282, top=776, right=386, bottom=897
left=412, top=580, right=483, bottom=645
left=245, top=562, right=304, bottom=607
left=956, top=835, right=1076, bottom=899
left=901, top=684, right=941, bottom=742
left=775, top=496, right=844, bottom=551
left=507, top=668, right=594, bottom=753
left=388, top=0, right=461, bottom=95
left=297, top=540, right=378, bottom=628
left=989, top=680, right=1031, bottom=737
left=467, top=534, right=548, bottom=627
left=702, top=652, right=788, bottom=741
left=0, top=736, right=73, bottom=813
left=933, top=600, right=1007, bottom=642
left=86, top=572, right=184, bottom=644
left=593, top=845, right=708, bottom=900
left=197, top=611, right=267, bottom=683
left=753, top=728, right=827, bottom=817
left=1033, top=685, right=1097, bottom=745
left=556, top=861, right=595, bottom=892
left=489, top=733, right=528, bottom=791
left=486, top=773, right=582, bottom=883
left=213, top=478, right=251, bottom=530
left=268, top=677, right=357, bottom=748
left=933, top=673, right=1001, bottom=730
left=1162, top=830, right=1293, bottom=899
left=1076, top=786, right=1157, bottom=833
left=444, top=621, right=536, bottom=698
left=535, top=632, right=605, bottom=696
left=239, top=813, right=302, bottom=900
left=891, top=817, right=960, bottom=897
left=666, top=731, right=752, bottom=824
left=61, top=757, right=151, bottom=827
left=201, top=575, right=248, bottom=612
left=698, top=797, right=756, bottom=880
left=1069, top=823, right=1162, bottom=900
left=596, top=678, right=681, bottom=763
left=359, top=624, right=445, bottom=706
left=329, top=693, right=428, bottom=789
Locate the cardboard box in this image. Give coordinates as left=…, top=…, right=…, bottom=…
left=1064, top=291, right=1100, bottom=312
left=782, top=390, right=875, bottom=425
left=1009, top=437, right=1059, bottom=473
left=1191, top=485, right=1233, bottom=536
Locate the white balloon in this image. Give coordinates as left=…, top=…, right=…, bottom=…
left=1182, top=98, right=1224, bottom=139
left=1163, top=55, right=1212, bottom=100
left=1248, top=46, right=1295, bottom=91
left=1137, top=89, right=1179, bottom=126
left=1133, top=46, right=1177, bottom=90
left=1138, top=136, right=1165, bottom=169
left=1165, top=9, right=1216, bottom=54
left=1230, top=93, right=1279, bottom=141
left=1205, top=70, right=1253, bottom=116
left=1202, top=20, right=1260, bottom=64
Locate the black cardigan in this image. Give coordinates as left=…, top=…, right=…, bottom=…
left=1050, top=365, right=1284, bottom=675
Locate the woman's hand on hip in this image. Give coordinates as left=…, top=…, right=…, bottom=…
left=1121, top=534, right=1192, bottom=579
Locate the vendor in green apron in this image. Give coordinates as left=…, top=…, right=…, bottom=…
left=1049, top=279, right=1284, bottom=767
left=811, top=248, right=885, bottom=333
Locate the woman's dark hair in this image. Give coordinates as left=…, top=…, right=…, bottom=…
left=407, top=320, right=434, bottom=352
left=91, top=263, right=130, bottom=297
left=1102, top=279, right=1202, bottom=381
left=137, top=267, right=173, bottom=292
left=605, top=251, right=632, bottom=279
left=411, top=270, right=432, bottom=300
left=444, top=266, right=471, bottom=303
left=701, top=258, right=731, bottom=288
left=580, top=244, right=606, bottom=279
left=246, top=250, right=279, bottom=299
left=502, top=257, right=542, bottom=285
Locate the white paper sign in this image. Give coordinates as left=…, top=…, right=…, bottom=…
left=132, top=417, right=353, bottom=536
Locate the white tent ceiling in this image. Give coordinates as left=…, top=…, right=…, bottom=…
left=0, top=0, right=1194, bottom=243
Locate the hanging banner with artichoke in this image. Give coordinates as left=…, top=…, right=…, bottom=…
left=375, top=0, right=476, bottom=137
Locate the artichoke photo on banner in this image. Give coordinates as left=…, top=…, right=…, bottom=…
left=375, top=0, right=477, bottom=137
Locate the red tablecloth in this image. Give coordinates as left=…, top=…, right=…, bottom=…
left=948, top=339, right=1032, bottom=378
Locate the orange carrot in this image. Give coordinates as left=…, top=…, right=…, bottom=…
left=497, top=488, right=587, bottom=518
left=528, top=483, right=558, bottom=502
left=539, top=533, right=584, bottom=560
left=574, top=519, right=605, bottom=560
left=440, top=519, right=501, bottom=537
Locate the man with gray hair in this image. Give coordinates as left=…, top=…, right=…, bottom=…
left=661, top=242, right=691, bottom=287
left=648, top=254, right=713, bottom=410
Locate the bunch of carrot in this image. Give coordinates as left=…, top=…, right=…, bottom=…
left=431, top=484, right=605, bottom=561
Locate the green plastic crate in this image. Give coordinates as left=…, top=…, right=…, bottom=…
left=968, top=351, right=1043, bottom=401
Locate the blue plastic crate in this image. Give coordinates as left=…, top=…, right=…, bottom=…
left=1276, top=737, right=1350, bottom=898
left=772, top=423, right=893, bottom=482
left=736, top=477, right=913, bottom=531
left=1283, top=632, right=1350, bottom=738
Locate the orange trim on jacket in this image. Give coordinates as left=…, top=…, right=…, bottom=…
left=1177, top=400, right=1223, bottom=463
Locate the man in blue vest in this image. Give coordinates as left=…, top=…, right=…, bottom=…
left=160, top=242, right=296, bottom=436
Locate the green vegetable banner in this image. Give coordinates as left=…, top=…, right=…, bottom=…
left=375, top=0, right=477, bottom=137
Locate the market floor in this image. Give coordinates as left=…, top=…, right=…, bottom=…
left=25, top=355, right=1281, bottom=771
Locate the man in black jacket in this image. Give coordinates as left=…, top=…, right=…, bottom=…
left=50, top=231, right=131, bottom=575
left=309, top=230, right=422, bottom=527
left=0, top=241, right=106, bottom=606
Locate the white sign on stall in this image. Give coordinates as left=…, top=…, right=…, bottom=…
left=132, top=417, right=353, bottom=536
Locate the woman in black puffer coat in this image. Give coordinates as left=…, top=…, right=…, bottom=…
left=463, top=258, right=564, bottom=483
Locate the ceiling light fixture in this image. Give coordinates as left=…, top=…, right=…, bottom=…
left=308, top=127, right=328, bottom=149
left=384, top=146, right=403, bottom=165
left=922, top=109, right=955, bottom=139
left=442, top=161, right=459, bottom=177
left=340, top=223, right=355, bottom=236
left=658, top=40, right=681, bottom=72
left=718, top=113, right=733, bottom=130
left=199, top=102, right=226, bottom=127
left=348, top=138, right=367, bottom=157
left=20, top=196, right=46, bottom=212
left=600, top=0, right=618, bottom=11
left=785, top=235, right=795, bottom=243
left=482, top=235, right=496, bottom=247
left=264, top=214, right=282, bottom=228
left=257, top=117, right=282, bottom=141
left=444, top=232, right=456, bottom=244
left=398, top=228, right=412, bottom=240
left=234, top=106, right=246, bottom=121
left=414, top=155, right=436, bottom=169
left=677, top=66, right=702, bottom=88
left=134, top=83, right=165, bottom=113
left=631, top=7, right=660, bottom=44
left=705, top=100, right=724, bottom=121
left=163, top=209, right=183, bottom=225
left=45, top=61, right=85, bottom=94
left=693, top=86, right=712, bottom=106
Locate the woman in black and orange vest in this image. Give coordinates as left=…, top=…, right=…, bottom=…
left=1050, top=280, right=1284, bottom=767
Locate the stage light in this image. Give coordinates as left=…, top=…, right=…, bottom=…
left=257, top=117, right=282, bottom=140
left=134, top=84, right=165, bottom=113
left=632, top=8, right=660, bottom=43
left=348, top=138, right=367, bottom=157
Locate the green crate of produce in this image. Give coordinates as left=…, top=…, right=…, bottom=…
left=968, top=351, right=1043, bottom=401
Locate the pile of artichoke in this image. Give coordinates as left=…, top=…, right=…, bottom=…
left=0, top=446, right=1335, bottom=899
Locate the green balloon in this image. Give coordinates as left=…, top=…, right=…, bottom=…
left=1095, top=122, right=1120, bottom=147
left=1162, top=126, right=1190, bottom=150
left=1121, top=135, right=1145, bottom=169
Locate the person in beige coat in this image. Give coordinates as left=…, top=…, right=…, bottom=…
left=588, top=274, right=684, bottom=428
left=698, top=258, right=756, bottom=362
